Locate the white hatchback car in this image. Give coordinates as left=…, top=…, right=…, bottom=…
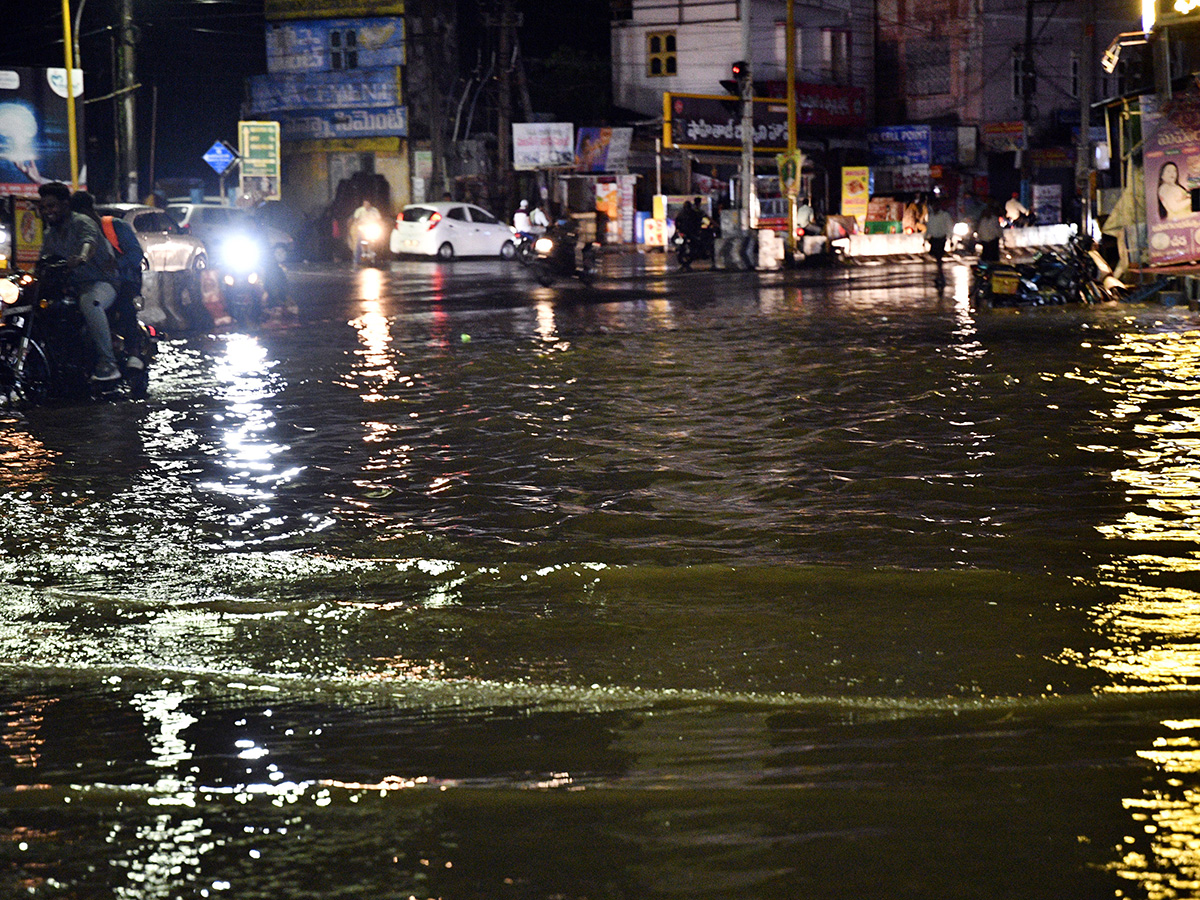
left=390, top=202, right=516, bottom=260
left=96, top=204, right=208, bottom=273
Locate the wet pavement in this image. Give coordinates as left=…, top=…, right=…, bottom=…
left=0, top=253, right=1198, bottom=898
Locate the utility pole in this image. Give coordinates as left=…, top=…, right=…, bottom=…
left=1074, top=0, right=1095, bottom=231
left=118, top=0, right=138, bottom=201
left=739, top=0, right=753, bottom=233
left=496, top=0, right=516, bottom=215
left=1020, top=0, right=1035, bottom=204
left=419, top=0, right=447, bottom=201
left=785, top=0, right=797, bottom=256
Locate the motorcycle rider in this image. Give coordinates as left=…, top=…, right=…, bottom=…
left=69, top=190, right=143, bottom=342
left=350, top=198, right=384, bottom=264
left=925, top=199, right=954, bottom=286
left=530, top=201, right=550, bottom=233
left=37, top=181, right=120, bottom=382
left=513, top=200, right=533, bottom=235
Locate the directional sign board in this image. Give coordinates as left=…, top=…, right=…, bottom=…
left=238, top=121, right=281, bottom=201
left=202, top=141, right=238, bottom=175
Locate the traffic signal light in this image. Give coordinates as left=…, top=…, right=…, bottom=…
left=731, top=60, right=748, bottom=82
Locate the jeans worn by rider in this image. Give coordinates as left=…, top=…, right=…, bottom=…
left=41, top=211, right=119, bottom=378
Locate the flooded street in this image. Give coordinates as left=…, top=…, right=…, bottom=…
left=3, top=253, right=1200, bottom=897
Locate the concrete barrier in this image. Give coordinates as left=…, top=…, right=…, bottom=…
left=1002, top=224, right=1075, bottom=249
left=844, top=232, right=928, bottom=258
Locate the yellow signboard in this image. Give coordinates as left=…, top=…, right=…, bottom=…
left=265, top=0, right=404, bottom=20
left=841, top=166, right=870, bottom=227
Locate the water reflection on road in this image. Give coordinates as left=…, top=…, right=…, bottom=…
left=5, top=259, right=1200, bottom=896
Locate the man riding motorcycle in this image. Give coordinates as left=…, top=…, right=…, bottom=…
left=37, top=181, right=120, bottom=382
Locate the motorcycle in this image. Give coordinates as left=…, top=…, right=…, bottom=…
left=970, top=235, right=1106, bottom=308
left=532, top=228, right=599, bottom=287
left=0, top=259, right=157, bottom=406
left=513, top=230, right=538, bottom=266
left=672, top=218, right=716, bottom=270
left=205, top=231, right=291, bottom=329
left=355, top=219, right=384, bottom=267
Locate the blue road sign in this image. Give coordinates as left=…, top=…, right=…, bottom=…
left=203, top=141, right=238, bottom=175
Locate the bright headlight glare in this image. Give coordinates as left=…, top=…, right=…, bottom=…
left=534, top=237, right=554, bottom=253
left=953, top=222, right=970, bottom=237
left=220, top=236, right=261, bottom=272
left=0, top=278, right=18, bottom=306
left=360, top=221, right=382, bottom=242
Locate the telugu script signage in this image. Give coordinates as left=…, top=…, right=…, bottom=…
left=277, top=107, right=407, bottom=141
left=663, top=93, right=789, bottom=152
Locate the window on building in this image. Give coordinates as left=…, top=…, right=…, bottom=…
left=647, top=31, right=677, bottom=77
left=775, top=23, right=802, bottom=75
left=1070, top=53, right=1079, bottom=99
left=1011, top=52, right=1025, bottom=100
left=331, top=30, right=358, bottom=70
left=822, top=29, right=850, bottom=83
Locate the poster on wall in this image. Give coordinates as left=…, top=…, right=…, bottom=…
left=0, top=67, right=86, bottom=198
left=1143, top=93, right=1200, bottom=265
left=575, top=127, right=632, bottom=173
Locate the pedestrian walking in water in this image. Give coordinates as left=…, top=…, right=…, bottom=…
left=925, top=199, right=954, bottom=288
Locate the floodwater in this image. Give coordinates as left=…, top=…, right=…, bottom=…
left=2, top=256, right=1200, bottom=898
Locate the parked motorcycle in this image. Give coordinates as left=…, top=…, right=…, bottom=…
left=970, top=235, right=1118, bottom=308
left=0, top=259, right=156, bottom=406
left=532, top=227, right=599, bottom=287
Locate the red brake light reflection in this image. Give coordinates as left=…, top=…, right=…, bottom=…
left=426, top=212, right=442, bottom=231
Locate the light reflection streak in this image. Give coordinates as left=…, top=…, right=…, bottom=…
left=0, top=429, right=55, bottom=488
left=0, top=696, right=53, bottom=768
left=1084, top=328, right=1200, bottom=896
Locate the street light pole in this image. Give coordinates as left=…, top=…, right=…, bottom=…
left=739, top=0, right=753, bottom=233
left=60, top=0, right=80, bottom=189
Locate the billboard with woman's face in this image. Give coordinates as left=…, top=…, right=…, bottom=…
left=1143, top=93, right=1200, bottom=265
left=0, top=68, right=85, bottom=198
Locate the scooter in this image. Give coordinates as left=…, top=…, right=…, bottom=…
left=0, top=259, right=156, bottom=405
left=672, top=219, right=716, bottom=270
left=532, top=228, right=599, bottom=287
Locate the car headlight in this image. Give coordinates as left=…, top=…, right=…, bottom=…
left=0, top=277, right=19, bottom=305
left=219, top=235, right=261, bottom=273
left=534, top=237, right=555, bottom=254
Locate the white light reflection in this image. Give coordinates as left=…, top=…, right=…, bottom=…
left=1081, top=328, right=1200, bottom=897
left=204, top=335, right=298, bottom=505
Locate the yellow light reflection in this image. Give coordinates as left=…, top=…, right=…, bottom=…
left=1086, top=328, right=1200, bottom=897
left=0, top=429, right=55, bottom=488
left=0, top=697, right=54, bottom=768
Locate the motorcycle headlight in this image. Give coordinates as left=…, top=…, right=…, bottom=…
left=219, top=235, right=261, bottom=273
left=534, top=237, right=555, bottom=254
left=0, top=277, right=18, bottom=306
left=953, top=222, right=970, bottom=237
left=359, top=221, right=382, bottom=242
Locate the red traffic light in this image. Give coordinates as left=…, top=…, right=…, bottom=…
left=731, top=60, right=748, bottom=79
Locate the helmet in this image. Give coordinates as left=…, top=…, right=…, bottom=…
left=519, top=200, right=529, bottom=209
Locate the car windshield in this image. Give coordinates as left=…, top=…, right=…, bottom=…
left=165, top=206, right=187, bottom=225
left=402, top=207, right=436, bottom=223
left=132, top=212, right=179, bottom=234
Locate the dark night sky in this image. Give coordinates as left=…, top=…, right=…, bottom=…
left=0, top=0, right=611, bottom=199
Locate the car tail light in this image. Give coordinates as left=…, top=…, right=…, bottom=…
left=425, top=212, right=442, bottom=231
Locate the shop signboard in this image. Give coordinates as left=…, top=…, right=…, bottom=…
left=265, top=1, right=404, bottom=21
left=278, top=107, right=407, bottom=141
left=250, top=68, right=400, bottom=113
left=265, top=18, right=405, bottom=73
left=512, top=123, right=575, bottom=170
left=663, top=93, right=789, bottom=152
left=0, top=67, right=86, bottom=198
left=841, top=166, right=870, bottom=226
left=1142, top=93, right=1200, bottom=265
